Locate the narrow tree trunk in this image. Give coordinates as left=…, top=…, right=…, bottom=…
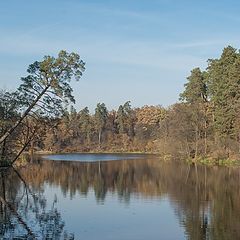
left=1, top=172, right=6, bottom=201
left=30, top=140, right=34, bottom=162
left=204, top=111, right=208, bottom=156
left=0, top=84, right=50, bottom=144
left=185, top=139, right=191, bottom=158
left=98, top=129, right=102, bottom=147
left=204, top=165, right=207, bottom=201
left=87, top=132, right=91, bottom=145
left=204, top=127, right=207, bottom=156
left=1, top=172, right=7, bottom=223
left=195, top=125, right=199, bottom=158
left=1, top=139, right=6, bottom=159
left=201, top=102, right=208, bottom=157
left=11, top=128, right=37, bottom=165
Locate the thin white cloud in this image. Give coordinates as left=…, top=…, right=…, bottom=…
left=170, top=40, right=226, bottom=48
left=0, top=33, right=208, bottom=71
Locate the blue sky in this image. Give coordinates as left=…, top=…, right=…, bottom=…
left=1, top=0, right=240, bottom=111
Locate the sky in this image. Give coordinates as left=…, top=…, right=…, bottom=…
left=1, top=0, right=240, bottom=112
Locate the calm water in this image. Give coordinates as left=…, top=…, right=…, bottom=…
left=1, top=154, right=240, bottom=239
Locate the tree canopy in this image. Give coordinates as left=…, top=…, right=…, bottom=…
left=0, top=50, right=85, bottom=165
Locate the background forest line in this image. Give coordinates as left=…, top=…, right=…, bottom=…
left=1, top=46, right=240, bottom=164
left=41, top=45, right=240, bottom=163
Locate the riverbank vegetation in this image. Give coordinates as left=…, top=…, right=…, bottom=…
left=1, top=46, right=240, bottom=165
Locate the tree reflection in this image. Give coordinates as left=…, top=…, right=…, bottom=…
left=0, top=167, right=74, bottom=239
left=1, top=157, right=240, bottom=239
left=23, top=157, right=240, bottom=240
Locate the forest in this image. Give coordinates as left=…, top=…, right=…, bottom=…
left=1, top=46, right=240, bottom=165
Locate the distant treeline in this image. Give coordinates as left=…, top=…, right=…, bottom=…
left=41, top=46, right=240, bottom=162
left=1, top=46, right=240, bottom=164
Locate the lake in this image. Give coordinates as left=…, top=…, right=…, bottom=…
left=0, top=153, right=240, bottom=239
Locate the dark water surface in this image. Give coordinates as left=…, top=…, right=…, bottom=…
left=1, top=153, right=240, bottom=239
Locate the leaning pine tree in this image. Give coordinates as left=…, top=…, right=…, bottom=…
left=0, top=50, right=85, bottom=165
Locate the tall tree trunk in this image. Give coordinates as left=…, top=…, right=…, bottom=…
left=203, top=118, right=207, bottom=156
left=11, top=127, right=37, bottom=166
left=0, top=84, right=50, bottom=144
left=185, top=139, right=191, bottom=158
left=98, top=129, right=102, bottom=147
left=195, top=125, right=199, bottom=158
left=1, top=139, right=6, bottom=159
left=0, top=172, right=6, bottom=222
left=30, top=140, right=34, bottom=162
left=204, top=106, right=208, bottom=156
left=1, top=172, right=6, bottom=201
left=87, top=132, right=91, bottom=145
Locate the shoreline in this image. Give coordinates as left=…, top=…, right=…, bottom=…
left=34, top=150, right=160, bottom=155
left=34, top=151, right=240, bottom=167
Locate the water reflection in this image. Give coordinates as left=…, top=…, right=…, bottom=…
left=1, top=155, right=240, bottom=239
left=0, top=167, right=74, bottom=239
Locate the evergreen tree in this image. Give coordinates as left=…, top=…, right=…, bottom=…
left=79, top=107, right=93, bottom=144
left=208, top=46, right=240, bottom=153
left=116, top=101, right=134, bottom=136
left=180, top=68, right=209, bottom=156
left=94, top=103, right=108, bottom=146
